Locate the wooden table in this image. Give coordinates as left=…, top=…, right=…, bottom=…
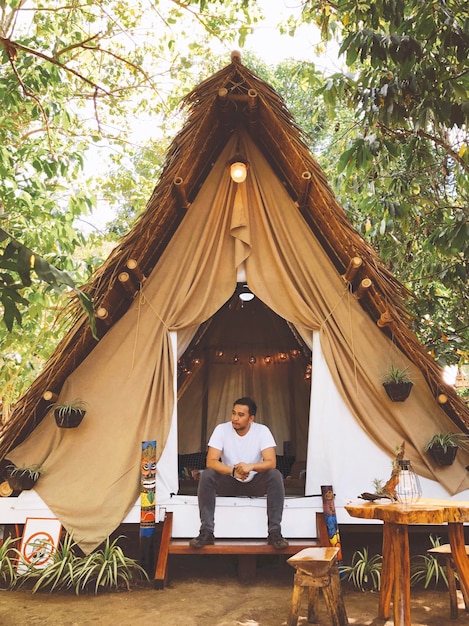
left=345, top=499, right=469, bottom=626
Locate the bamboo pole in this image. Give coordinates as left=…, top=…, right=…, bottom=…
left=217, top=87, right=231, bottom=127
left=342, top=257, right=363, bottom=283
left=297, top=171, right=311, bottom=207
left=42, top=391, right=58, bottom=403
left=377, top=311, right=394, bottom=328
left=355, top=278, right=372, bottom=299
left=95, top=306, right=112, bottom=325
left=118, top=272, right=137, bottom=298
left=248, top=88, right=258, bottom=130
left=173, top=177, right=190, bottom=211
left=126, top=258, right=145, bottom=284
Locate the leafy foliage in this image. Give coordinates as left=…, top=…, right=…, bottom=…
left=0, top=0, right=261, bottom=410
left=341, top=547, right=382, bottom=591
left=410, top=535, right=449, bottom=589
left=13, top=533, right=148, bottom=594
left=291, top=0, right=469, bottom=367
left=0, top=536, right=21, bottom=589
left=73, top=536, right=148, bottom=594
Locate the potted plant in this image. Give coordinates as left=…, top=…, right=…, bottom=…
left=382, top=365, right=413, bottom=402
left=53, top=399, right=87, bottom=428
left=424, top=433, right=469, bottom=466
left=6, top=464, right=43, bottom=491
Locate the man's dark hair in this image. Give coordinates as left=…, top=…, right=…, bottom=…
left=233, top=397, right=257, bottom=416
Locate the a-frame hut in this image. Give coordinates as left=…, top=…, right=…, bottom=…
left=2, top=53, right=469, bottom=554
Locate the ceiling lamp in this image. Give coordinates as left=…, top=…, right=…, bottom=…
left=264, top=355, right=273, bottom=365
left=227, top=155, right=249, bottom=183
left=248, top=355, right=257, bottom=365
left=233, top=354, right=240, bottom=364
left=239, top=284, right=255, bottom=302
left=279, top=352, right=288, bottom=360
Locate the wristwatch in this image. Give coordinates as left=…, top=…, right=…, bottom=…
left=231, top=466, right=236, bottom=477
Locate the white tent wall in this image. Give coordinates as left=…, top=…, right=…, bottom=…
left=154, top=331, right=469, bottom=539
left=3, top=332, right=468, bottom=538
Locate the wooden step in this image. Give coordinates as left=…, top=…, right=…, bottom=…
left=168, top=538, right=320, bottom=555
left=154, top=512, right=325, bottom=588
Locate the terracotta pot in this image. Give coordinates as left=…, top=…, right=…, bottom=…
left=54, top=407, right=86, bottom=428
left=383, top=381, right=413, bottom=402
left=428, top=443, right=458, bottom=466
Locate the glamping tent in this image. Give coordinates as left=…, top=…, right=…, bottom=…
left=2, top=53, right=469, bottom=554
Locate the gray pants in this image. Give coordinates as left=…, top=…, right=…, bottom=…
left=197, top=468, right=285, bottom=536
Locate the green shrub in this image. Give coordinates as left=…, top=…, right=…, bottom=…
left=27, top=532, right=81, bottom=593
left=73, top=535, right=148, bottom=594
left=410, top=535, right=449, bottom=589
left=341, top=547, right=382, bottom=591
left=0, top=536, right=21, bottom=588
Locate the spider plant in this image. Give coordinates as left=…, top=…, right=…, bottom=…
left=341, top=547, right=382, bottom=591
left=0, top=536, right=21, bottom=589
left=74, top=535, right=148, bottom=594
left=27, top=532, right=80, bottom=593
left=410, top=535, right=449, bottom=589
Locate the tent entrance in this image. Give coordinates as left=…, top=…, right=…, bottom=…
left=176, top=287, right=312, bottom=495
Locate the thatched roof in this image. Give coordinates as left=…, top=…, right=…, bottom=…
left=2, top=51, right=468, bottom=457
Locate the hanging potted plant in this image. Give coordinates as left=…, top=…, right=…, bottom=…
left=53, top=399, right=88, bottom=428
left=6, top=464, right=43, bottom=491
left=382, top=365, right=413, bottom=402
left=424, top=433, right=469, bottom=466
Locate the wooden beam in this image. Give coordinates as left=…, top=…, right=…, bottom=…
left=217, top=87, right=231, bottom=127
left=118, top=272, right=137, bottom=298
left=126, top=258, right=145, bottom=285
left=173, top=176, right=190, bottom=211
left=354, top=277, right=372, bottom=299
left=95, top=306, right=112, bottom=325
left=154, top=512, right=173, bottom=589
left=297, top=171, right=311, bottom=208
left=342, top=256, right=363, bottom=283
left=377, top=311, right=394, bottom=328
left=42, top=390, right=58, bottom=403
left=247, top=88, right=258, bottom=130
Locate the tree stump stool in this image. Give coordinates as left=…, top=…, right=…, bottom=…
left=428, top=544, right=469, bottom=619
left=287, top=546, right=348, bottom=626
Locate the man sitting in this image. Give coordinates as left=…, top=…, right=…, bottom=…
left=190, top=396, right=288, bottom=549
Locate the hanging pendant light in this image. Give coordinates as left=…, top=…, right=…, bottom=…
left=239, top=284, right=254, bottom=302
left=227, top=155, right=249, bottom=183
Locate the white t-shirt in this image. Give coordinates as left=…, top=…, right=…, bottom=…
left=208, top=421, right=276, bottom=482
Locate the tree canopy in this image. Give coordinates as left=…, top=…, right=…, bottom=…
left=1, top=0, right=467, bottom=413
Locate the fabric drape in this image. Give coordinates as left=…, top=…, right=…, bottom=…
left=9, top=131, right=469, bottom=554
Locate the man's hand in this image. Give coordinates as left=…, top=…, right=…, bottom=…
left=233, top=462, right=252, bottom=480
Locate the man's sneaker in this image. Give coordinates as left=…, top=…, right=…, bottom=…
left=189, top=532, right=215, bottom=549
left=267, top=533, right=289, bottom=550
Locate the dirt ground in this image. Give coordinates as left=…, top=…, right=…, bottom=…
left=1, top=554, right=469, bottom=626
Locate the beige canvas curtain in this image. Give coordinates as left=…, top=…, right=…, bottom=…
left=9, top=131, right=469, bottom=553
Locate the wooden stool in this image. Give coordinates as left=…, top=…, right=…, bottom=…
left=428, top=544, right=469, bottom=619
left=287, top=547, right=348, bottom=626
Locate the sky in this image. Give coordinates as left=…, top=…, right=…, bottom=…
left=82, top=0, right=343, bottom=230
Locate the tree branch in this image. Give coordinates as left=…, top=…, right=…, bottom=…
left=378, top=122, right=469, bottom=175
left=0, top=36, right=110, bottom=95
